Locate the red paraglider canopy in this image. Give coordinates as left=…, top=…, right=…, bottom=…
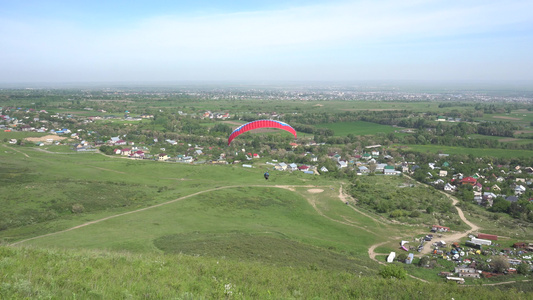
left=228, top=120, right=297, bottom=145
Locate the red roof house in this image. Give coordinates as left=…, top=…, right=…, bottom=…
left=461, top=177, right=477, bottom=186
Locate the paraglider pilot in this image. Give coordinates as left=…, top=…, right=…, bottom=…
left=264, top=172, right=269, bottom=180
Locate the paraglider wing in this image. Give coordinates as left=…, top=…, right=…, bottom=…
left=228, top=120, right=297, bottom=145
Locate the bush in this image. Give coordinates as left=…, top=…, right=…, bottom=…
left=378, top=264, right=407, bottom=279
left=389, top=210, right=405, bottom=218
left=396, top=253, right=407, bottom=262
left=517, top=263, right=530, bottom=275
left=71, top=204, right=85, bottom=214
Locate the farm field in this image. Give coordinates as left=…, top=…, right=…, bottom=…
left=315, top=121, right=398, bottom=136
left=397, top=144, right=533, bottom=159
left=475, top=110, right=533, bottom=127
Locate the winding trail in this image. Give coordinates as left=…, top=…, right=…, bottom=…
left=418, top=188, right=480, bottom=255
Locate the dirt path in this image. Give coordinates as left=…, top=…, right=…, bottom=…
left=89, top=166, right=127, bottom=174
left=338, top=185, right=389, bottom=228
left=418, top=190, right=480, bottom=255
left=368, top=241, right=389, bottom=261
left=304, top=187, right=376, bottom=234
left=3, top=145, right=30, bottom=158
left=363, top=175, right=482, bottom=283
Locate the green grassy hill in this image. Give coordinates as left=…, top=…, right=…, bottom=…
left=2, top=246, right=532, bottom=299
left=1, top=144, right=533, bottom=298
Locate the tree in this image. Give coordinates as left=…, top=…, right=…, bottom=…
left=418, top=256, right=430, bottom=267
left=516, top=263, right=530, bottom=275
left=378, top=264, right=407, bottom=279
left=396, top=253, right=407, bottom=262
left=490, top=197, right=511, bottom=213
left=491, top=256, right=510, bottom=273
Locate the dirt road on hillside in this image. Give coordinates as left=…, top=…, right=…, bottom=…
left=419, top=191, right=480, bottom=255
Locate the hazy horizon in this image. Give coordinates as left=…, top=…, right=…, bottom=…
left=2, top=1, right=533, bottom=83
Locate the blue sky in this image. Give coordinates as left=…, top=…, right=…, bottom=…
left=1, top=0, right=533, bottom=83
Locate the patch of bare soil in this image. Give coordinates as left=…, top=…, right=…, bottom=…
left=493, top=116, right=521, bottom=120
left=498, top=138, right=519, bottom=142
left=340, top=108, right=400, bottom=112
left=514, top=130, right=533, bottom=134
left=221, top=121, right=243, bottom=126
left=24, top=135, right=68, bottom=142
left=307, top=189, right=324, bottom=194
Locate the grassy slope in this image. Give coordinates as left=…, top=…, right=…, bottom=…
left=0, top=145, right=308, bottom=241
left=2, top=143, right=532, bottom=298
left=2, top=246, right=532, bottom=299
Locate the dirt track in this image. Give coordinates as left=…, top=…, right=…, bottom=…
left=24, top=135, right=67, bottom=142
left=418, top=190, right=479, bottom=255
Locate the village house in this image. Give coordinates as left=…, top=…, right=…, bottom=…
left=337, top=160, right=348, bottom=169
left=506, top=195, right=519, bottom=203
left=158, top=153, right=169, bottom=161
left=358, top=166, right=369, bottom=174
left=375, top=163, right=387, bottom=173
left=275, top=162, right=288, bottom=171
left=444, top=183, right=456, bottom=192
left=455, top=266, right=480, bottom=278
left=121, top=148, right=132, bottom=156
left=461, top=176, right=477, bottom=186
left=431, top=225, right=450, bottom=232
left=383, top=166, right=398, bottom=175
left=515, top=185, right=526, bottom=195
left=298, top=165, right=309, bottom=172
left=130, top=150, right=145, bottom=159
left=181, top=156, right=194, bottom=163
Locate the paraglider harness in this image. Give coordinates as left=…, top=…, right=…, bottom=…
left=264, top=172, right=269, bottom=180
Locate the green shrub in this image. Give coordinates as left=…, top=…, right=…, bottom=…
left=378, top=264, right=407, bottom=279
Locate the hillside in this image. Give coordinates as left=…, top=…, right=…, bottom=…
left=2, top=246, right=532, bottom=299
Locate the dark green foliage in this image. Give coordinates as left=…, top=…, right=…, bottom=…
left=378, top=264, right=407, bottom=279
left=99, top=145, right=115, bottom=155
left=516, top=263, right=530, bottom=275
left=349, top=176, right=465, bottom=229
left=396, top=253, right=407, bottom=262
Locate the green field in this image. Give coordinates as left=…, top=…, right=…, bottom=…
left=398, top=144, right=533, bottom=159
left=316, top=121, right=398, bottom=136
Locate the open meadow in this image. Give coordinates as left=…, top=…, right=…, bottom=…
left=2, top=95, right=533, bottom=298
